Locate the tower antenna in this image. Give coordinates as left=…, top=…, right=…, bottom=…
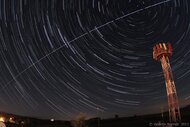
left=153, top=43, right=181, bottom=122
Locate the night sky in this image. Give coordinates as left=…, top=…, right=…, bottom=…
left=0, top=0, right=190, bottom=120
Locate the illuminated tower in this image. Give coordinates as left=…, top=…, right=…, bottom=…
left=153, top=43, right=181, bottom=122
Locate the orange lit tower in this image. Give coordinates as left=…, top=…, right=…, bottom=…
left=153, top=43, right=181, bottom=122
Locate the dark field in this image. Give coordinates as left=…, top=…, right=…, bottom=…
left=3, top=105, right=190, bottom=127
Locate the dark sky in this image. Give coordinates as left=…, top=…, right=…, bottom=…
left=0, top=0, right=190, bottom=120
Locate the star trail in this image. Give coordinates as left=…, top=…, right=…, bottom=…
left=0, top=0, right=190, bottom=120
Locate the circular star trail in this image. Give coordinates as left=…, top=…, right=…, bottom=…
left=0, top=0, right=190, bottom=120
